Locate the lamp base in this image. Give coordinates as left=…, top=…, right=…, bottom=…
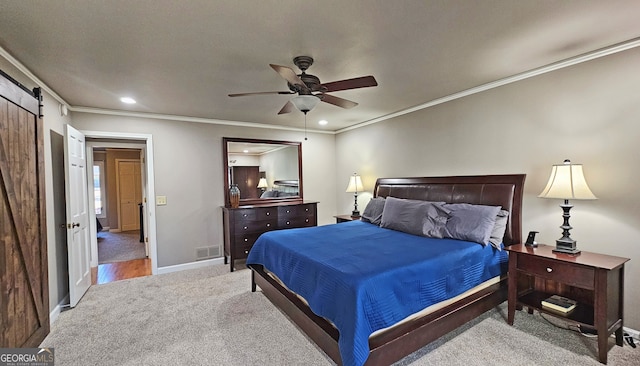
left=351, top=210, right=360, bottom=218
left=553, top=238, right=581, bottom=255
left=552, top=201, right=580, bottom=255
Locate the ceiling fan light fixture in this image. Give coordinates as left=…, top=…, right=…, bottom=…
left=291, top=95, right=320, bottom=113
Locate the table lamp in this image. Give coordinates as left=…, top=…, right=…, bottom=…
left=345, top=173, right=364, bottom=217
left=257, top=178, right=268, bottom=193
left=538, top=159, right=597, bottom=254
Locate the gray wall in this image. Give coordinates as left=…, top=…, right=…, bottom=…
left=335, top=47, right=640, bottom=329
left=71, top=114, right=337, bottom=267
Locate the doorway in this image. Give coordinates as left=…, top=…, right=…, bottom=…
left=83, top=131, right=158, bottom=284
left=91, top=148, right=148, bottom=283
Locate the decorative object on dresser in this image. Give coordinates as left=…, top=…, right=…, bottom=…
left=222, top=202, right=317, bottom=272
left=229, top=184, right=240, bottom=208
left=538, top=159, right=597, bottom=254
left=506, top=243, right=629, bottom=364
left=345, top=173, right=364, bottom=217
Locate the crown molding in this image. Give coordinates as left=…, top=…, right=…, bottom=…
left=4, top=36, right=640, bottom=135
left=0, top=45, right=69, bottom=106
left=69, top=106, right=335, bottom=135
left=337, top=36, right=640, bottom=134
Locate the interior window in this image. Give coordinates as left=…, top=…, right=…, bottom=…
left=93, top=162, right=106, bottom=217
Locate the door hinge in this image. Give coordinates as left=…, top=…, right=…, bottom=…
left=145, top=237, right=148, bottom=243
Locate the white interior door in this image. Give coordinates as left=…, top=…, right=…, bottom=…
left=64, top=124, right=91, bottom=307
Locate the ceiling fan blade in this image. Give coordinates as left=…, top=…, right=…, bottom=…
left=321, top=75, right=378, bottom=93
left=228, top=91, right=293, bottom=97
left=277, top=101, right=295, bottom=115
left=270, top=64, right=308, bottom=91
left=320, top=94, right=358, bottom=109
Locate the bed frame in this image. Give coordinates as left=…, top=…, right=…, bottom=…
left=249, top=174, right=525, bottom=365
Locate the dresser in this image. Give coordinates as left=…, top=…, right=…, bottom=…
left=222, top=201, right=318, bottom=271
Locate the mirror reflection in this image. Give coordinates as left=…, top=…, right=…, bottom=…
left=223, top=137, right=302, bottom=206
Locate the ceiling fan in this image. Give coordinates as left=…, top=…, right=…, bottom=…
left=228, top=56, right=378, bottom=114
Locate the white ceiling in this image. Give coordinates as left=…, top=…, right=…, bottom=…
left=1, top=0, right=639, bottom=132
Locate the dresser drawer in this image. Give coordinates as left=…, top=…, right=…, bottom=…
left=278, top=215, right=316, bottom=228
left=234, top=207, right=277, bottom=221
left=233, top=239, right=257, bottom=258
left=518, top=255, right=595, bottom=289
left=278, top=203, right=316, bottom=218
left=237, top=219, right=277, bottom=234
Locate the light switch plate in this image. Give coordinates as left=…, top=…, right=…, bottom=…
left=156, top=196, right=167, bottom=205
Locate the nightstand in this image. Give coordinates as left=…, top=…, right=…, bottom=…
left=506, top=244, right=629, bottom=364
left=334, top=214, right=360, bottom=223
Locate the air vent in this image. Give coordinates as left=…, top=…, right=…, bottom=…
left=196, top=246, right=221, bottom=261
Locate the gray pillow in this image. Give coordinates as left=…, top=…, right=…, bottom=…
left=380, top=197, right=449, bottom=237
left=443, top=203, right=501, bottom=245
left=361, top=197, right=385, bottom=225
left=489, top=210, right=510, bottom=250
left=260, top=190, right=278, bottom=198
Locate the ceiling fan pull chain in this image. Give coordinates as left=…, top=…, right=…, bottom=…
left=304, top=112, right=308, bottom=141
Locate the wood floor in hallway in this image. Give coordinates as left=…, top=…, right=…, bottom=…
left=92, top=258, right=152, bottom=285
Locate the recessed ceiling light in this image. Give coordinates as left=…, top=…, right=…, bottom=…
left=120, top=97, right=136, bottom=104
left=318, top=120, right=328, bottom=125
left=243, top=149, right=249, bottom=153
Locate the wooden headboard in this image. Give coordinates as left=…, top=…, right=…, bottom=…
left=374, top=174, right=526, bottom=246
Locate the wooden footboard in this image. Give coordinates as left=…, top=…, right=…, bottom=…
left=250, top=264, right=507, bottom=365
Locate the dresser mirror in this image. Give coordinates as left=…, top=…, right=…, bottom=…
left=223, top=137, right=303, bottom=207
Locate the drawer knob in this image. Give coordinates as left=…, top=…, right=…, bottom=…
left=244, top=238, right=248, bottom=242
left=305, top=208, right=309, bottom=212
left=243, top=214, right=248, bottom=217
left=266, top=212, right=270, bottom=216
left=286, top=210, right=290, bottom=213
left=266, top=223, right=271, bottom=227
left=243, top=226, right=248, bottom=230
left=286, top=221, right=290, bottom=225
left=546, top=267, right=553, bottom=273
left=244, top=250, right=249, bottom=254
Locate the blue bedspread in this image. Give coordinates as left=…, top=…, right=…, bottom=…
left=246, top=220, right=508, bottom=366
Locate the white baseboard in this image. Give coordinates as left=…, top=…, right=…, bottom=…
left=157, top=257, right=224, bottom=275
left=49, top=294, right=70, bottom=326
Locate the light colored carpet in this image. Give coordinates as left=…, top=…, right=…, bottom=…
left=41, top=265, right=640, bottom=365
left=97, top=230, right=146, bottom=264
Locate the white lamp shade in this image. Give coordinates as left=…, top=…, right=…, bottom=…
left=257, top=178, right=268, bottom=189
left=345, top=175, right=364, bottom=193
left=538, top=160, right=597, bottom=200
left=291, top=95, right=320, bottom=112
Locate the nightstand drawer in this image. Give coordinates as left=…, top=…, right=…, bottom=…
left=518, top=256, right=595, bottom=289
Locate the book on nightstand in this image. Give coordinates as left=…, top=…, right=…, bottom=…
left=541, top=295, right=577, bottom=313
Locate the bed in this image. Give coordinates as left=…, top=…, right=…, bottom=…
left=247, top=174, right=525, bottom=366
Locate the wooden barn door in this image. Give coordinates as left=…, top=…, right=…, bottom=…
left=0, top=71, right=49, bottom=347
